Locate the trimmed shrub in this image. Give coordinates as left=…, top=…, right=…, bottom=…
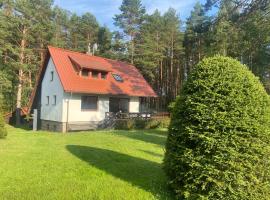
left=0, top=111, right=7, bottom=138
left=114, top=117, right=170, bottom=130
left=164, top=56, right=270, bottom=200
left=114, top=119, right=135, bottom=130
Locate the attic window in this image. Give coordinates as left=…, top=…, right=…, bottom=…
left=81, top=69, right=89, bottom=77
left=112, top=74, right=123, bottom=82
left=101, top=72, right=107, bottom=79
left=92, top=70, right=99, bottom=79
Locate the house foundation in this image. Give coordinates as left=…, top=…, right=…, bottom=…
left=41, top=120, right=67, bottom=132
left=41, top=120, right=102, bottom=132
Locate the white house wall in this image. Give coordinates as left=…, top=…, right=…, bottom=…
left=41, top=58, right=64, bottom=122
left=129, top=97, right=140, bottom=113
left=62, top=94, right=140, bottom=123
left=62, top=94, right=109, bottom=123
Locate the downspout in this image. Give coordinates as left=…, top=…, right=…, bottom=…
left=66, top=92, right=72, bottom=132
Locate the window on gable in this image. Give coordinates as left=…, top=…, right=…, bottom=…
left=92, top=70, right=99, bottom=79
left=46, top=96, right=50, bottom=105
left=81, top=96, right=98, bottom=110
left=112, top=74, right=123, bottom=82
left=101, top=72, right=107, bottom=79
left=81, top=69, right=89, bottom=77
left=53, top=95, right=57, bottom=105
left=50, top=71, right=54, bottom=81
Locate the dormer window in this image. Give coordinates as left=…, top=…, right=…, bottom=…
left=92, top=70, right=99, bottom=79
left=81, top=69, right=89, bottom=77
left=101, top=72, right=107, bottom=79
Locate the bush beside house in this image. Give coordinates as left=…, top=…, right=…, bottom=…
left=164, top=56, right=270, bottom=199
left=114, top=117, right=170, bottom=130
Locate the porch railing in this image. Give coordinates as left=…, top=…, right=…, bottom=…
left=105, top=112, right=152, bottom=119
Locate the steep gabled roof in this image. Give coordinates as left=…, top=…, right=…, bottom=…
left=48, top=46, right=157, bottom=97
left=28, top=46, right=157, bottom=113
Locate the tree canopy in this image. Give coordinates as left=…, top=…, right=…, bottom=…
left=0, top=0, right=270, bottom=115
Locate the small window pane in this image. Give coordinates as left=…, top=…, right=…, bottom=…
left=82, top=69, right=89, bottom=77
left=46, top=96, right=49, bottom=105
left=92, top=71, right=99, bottom=79
left=101, top=72, right=107, bottom=79
left=112, top=74, right=123, bottom=82
left=50, top=71, right=54, bottom=81
left=81, top=96, right=98, bottom=110
left=53, top=95, right=56, bottom=105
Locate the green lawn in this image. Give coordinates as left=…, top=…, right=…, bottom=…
left=0, top=126, right=174, bottom=200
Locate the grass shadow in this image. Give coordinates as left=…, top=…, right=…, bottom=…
left=66, top=145, right=173, bottom=199
left=112, top=129, right=168, bottom=146
left=139, top=149, right=164, bottom=158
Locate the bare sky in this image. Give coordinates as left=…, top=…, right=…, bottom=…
left=54, top=0, right=206, bottom=30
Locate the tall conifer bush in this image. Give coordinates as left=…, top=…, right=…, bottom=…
left=164, top=56, right=270, bottom=199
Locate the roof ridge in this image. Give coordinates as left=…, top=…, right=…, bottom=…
left=48, top=45, right=133, bottom=66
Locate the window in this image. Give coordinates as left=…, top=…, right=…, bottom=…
left=50, top=71, right=54, bottom=81
left=92, top=70, right=99, bottom=79
left=46, top=96, right=49, bottom=105
left=81, top=96, right=98, bottom=110
left=53, top=95, right=57, bottom=105
left=101, top=72, right=107, bottom=79
left=109, top=98, right=129, bottom=113
left=112, top=74, right=123, bottom=82
left=81, top=69, right=89, bottom=77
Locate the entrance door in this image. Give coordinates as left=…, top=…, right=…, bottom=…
left=109, top=98, right=129, bottom=113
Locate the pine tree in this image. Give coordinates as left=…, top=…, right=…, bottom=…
left=97, top=26, right=112, bottom=56
left=51, top=6, right=70, bottom=48
left=184, top=2, right=210, bottom=74
left=80, top=12, right=99, bottom=51
left=114, top=0, right=146, bottom=64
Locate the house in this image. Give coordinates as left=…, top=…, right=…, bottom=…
left=28, top=46, right=157, bottom=132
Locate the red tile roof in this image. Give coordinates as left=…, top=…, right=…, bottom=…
left=48, top=46, right=157, bottom=97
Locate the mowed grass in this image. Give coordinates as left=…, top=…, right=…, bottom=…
left=0, top=126, right=174, bottom=200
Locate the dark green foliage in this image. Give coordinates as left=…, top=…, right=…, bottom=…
left=114, top=118, right=170, bottom=130
left=114, top=119, right=135, bottom=130
left=164, top=56, right=270, bottom=199
left=0, top=110, right=7, bottom=138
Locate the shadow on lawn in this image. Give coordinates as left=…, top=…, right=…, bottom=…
left=66, top=145, right=173, bottom=199
left=112, top=129, right=168, bottom=146
left=139, top=149, right=164, bottom=158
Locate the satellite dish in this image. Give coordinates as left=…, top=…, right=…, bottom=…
left=93, top=43, right=98, bottom=55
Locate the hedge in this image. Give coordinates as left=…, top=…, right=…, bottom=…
left=114, top=117, right=170, bottom=130
left=164, top=56, right=270, bottom=199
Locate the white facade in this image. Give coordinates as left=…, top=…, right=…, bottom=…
left=41, top=58, right=140, bottom=124
left=62, top=94, right=110, bottom=123
left=41, top=58, right=64, bottom=122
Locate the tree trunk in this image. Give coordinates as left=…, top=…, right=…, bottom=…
left=198, top=35, right=201, bottom=61
left=130, top=34, right=134, bottom=64
left=16, top=26, right=27, bottom=125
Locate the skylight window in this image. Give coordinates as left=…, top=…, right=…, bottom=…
left=112, top=74, right=123, bottom=82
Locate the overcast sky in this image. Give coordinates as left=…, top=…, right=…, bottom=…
left=54, top=0, right=206, bottom=30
